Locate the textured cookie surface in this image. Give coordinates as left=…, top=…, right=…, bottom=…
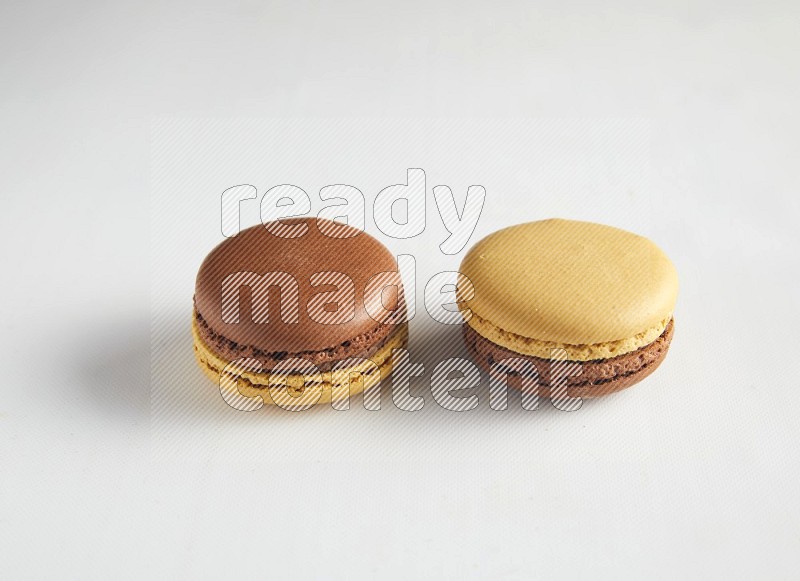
left=195, top=218, right=404, bottom=354
left=458, top=219, right=678, bottom=345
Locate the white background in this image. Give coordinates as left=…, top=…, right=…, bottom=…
left=2, top=1, right=799, bottom=579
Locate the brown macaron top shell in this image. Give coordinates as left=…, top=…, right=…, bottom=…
left=194, top=218, right=403, bottom=355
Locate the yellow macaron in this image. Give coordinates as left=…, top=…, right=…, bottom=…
left=458, top=219, right=678, bottom=397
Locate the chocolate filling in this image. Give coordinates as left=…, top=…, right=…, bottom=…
left=194, top=305, right=401, bottom=372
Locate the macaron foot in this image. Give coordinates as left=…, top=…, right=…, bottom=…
left=463, top=319, right=674, bottom=399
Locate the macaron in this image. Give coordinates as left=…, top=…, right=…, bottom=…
left=193, top=217, right=408, bottom=408
left=457, top=219, right=678, bottom=398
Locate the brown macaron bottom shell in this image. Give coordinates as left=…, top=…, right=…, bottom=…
left=193, top=312, right=409, bottom=407
left=463, top=319, right=674, bottom=399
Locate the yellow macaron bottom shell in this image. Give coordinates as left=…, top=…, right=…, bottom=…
left=192, top=317, right=408, bottom=407
left=464, top=310, right=671, bottom=361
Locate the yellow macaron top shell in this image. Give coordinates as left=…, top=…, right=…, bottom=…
left=457, top=219, right=678, bottom=348
left=465, top=310, right=671, bottom=361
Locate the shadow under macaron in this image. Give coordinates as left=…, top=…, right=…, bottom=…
left=71, top=311, right=151, bottom=422
left=72, top=308, right=637, bottom=431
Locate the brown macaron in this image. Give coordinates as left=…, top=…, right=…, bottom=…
left=193, top=217, right=408, bottom=408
